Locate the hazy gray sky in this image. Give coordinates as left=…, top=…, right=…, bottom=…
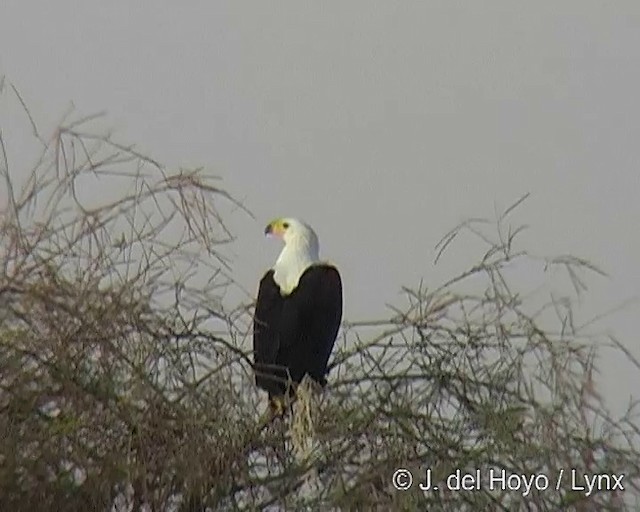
left=1, top=2, right=638, bottom=412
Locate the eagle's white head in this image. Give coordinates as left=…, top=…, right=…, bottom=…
left=265, top=217, right=320, bottom=295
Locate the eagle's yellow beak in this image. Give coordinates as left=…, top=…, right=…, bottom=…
left=265, top=219, right=286, bottom=238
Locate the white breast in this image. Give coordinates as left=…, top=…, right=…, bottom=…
left=273, top=242, right=317, bottom=295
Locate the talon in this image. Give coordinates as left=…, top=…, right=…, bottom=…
left=269, top=396, right=286, bottom=416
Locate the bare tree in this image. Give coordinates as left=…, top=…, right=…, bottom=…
left=1, top=84, right=638, bottom=511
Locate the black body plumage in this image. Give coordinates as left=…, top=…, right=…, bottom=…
left=253, top=264, right=342, bottom=398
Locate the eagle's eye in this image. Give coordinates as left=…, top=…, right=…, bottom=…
left=282, top=222, right=290, bottom=229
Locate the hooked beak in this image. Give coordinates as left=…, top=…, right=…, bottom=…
left=264, top=220, right=285, bottom=238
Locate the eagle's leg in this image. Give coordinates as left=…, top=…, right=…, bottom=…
left=269, top=395, right=287, bottom=416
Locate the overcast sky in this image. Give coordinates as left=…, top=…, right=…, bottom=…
left=1, top=1, right=638, bottom=414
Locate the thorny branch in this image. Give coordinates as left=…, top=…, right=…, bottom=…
left=0, top=86, right=638, bottom=511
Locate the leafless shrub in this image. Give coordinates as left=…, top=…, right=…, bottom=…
left=1, top=86, right=638, bottom=511
left=322, top=203, right=639, bottom=511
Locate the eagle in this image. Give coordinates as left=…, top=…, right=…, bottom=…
left=253, top=217, right=343, bottom=415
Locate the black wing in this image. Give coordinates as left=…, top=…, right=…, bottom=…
left=253, top=265, right=343, bottom=396
left=281, top=265, right=343, bottom=386
left=253, top=270, right=286, bottom=395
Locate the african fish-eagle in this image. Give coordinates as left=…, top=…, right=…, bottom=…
left=253, top=217, right=343, bottom=414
